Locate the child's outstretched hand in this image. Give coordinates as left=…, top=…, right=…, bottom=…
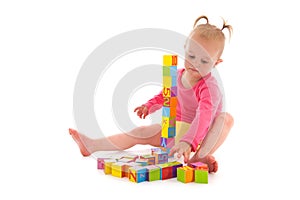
left=169, top=142, right=192, bottom=163
left=134, top=105, right=149, bottom=119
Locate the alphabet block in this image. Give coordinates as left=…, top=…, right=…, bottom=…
left=177, top=166, right=194, bottom=183
left=128, top=166, right=148, bottom=183
left=163, top=55, right=177, bottom=66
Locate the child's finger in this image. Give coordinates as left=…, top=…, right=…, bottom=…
left=169, top=147, right=178, bottom=156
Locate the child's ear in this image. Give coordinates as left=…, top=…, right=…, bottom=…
left=214, top=59, right=223, bottom=67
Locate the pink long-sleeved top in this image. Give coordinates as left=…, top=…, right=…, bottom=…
left=143, top=68, right=223, bottom=151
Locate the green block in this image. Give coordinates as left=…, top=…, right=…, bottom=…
left=195, top=170, right=208, bottom=184
left=163, top=66, right=171, bottom=76
left=146, top=166, right=161, bottom=181
left=177, top=168, right=185, bottom=183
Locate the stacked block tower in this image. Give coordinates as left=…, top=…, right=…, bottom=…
left=95, top=55, right=209, bottom=184
left=161, top=55, right=177, bottom=148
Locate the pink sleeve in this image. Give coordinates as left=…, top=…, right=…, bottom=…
left=143, top=91, right=164, bottom=114
left=179, top=85, right=222, bottom=152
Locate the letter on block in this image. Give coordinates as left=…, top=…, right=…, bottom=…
left=128, top=166, right=147, bottom=183
left=111, top=162, right=126, bottom=178
left=177, top=166, right=194, bottom=183
left=160, top=137, right=175, bottom=148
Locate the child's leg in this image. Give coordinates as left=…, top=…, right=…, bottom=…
left=188, top=112, right=234, bottom=172
left=69, top=124, right=162, bottom=156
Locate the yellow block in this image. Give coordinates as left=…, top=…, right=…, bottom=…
left=163, top=55, right=177, bottom=66
left=161, top=117, right=169, bottom=138
left=163, top=76, right=171, bottom=88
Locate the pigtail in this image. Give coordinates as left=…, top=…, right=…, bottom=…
left=221, top=18, right=233, bottom=39
left=193, top=15, right=209, bottom=28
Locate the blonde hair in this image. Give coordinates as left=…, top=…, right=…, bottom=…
left=191, top=15, right=233, bottom=58
left=193, top=15, right=233, bottom=41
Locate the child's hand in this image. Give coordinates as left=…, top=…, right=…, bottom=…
left=134, top=105, right=149, bottom=119
left=169, top=142, right=192, bottom=163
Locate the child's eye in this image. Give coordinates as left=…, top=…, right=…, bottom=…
left=201, top=59, right=209, bottom=64
left=189, top=55, right=195, bottom=59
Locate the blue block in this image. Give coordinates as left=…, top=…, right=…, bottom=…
left=171, top=86, right=177, bottom=97
left=172, top=76, right=177, bottom=87
left=170, top=66, right=177, bottom=76
left=168, top=127, right=176, bottom=137
left=162, top=107, right=170, bottom=117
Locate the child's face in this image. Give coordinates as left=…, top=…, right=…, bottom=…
left=184, top=32, right=223, bottom=78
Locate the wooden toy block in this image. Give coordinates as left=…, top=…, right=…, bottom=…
left=169, top=116, right=176, bottom=127
left=170, top=107, right=176, bottom=119
left=163, top=66, right=171, bottom=76
left=195, top=169, right=208, bottom=184
left=188, top=162, right=208, bottom=171
left=128, top=166, right=147, bottom=183
left=117, top=157, right=135, bottom=163
left=170, top=97, right=177, bottom=108
left=170, top=66, right=177, bottom=76
left=104, top=159, right=117, bottom=175
left=163, top=97, right=170, bottom=107
left=145, top=165, right=161, bottom=181
left=171, top=86, right=177, bottom=97
left=171, top=76, right=177, bottom=87
left=97, top=158, right=109, bottom=169
left=140, top=155, right=156, bottom=165
left=157, top=163, right=174, bottom=180
left=163, top=55, right=177, bottom=66
left=162, top=107, right=170, bottom=117
left=111, top=162, right=126, bottom=178
left=135, top=158, right=148, bottom=166
left=160, top=137, right=175, bottom=148
left=153, top=151, right=168, bottom=164
left=163, top=87, right=171, bottom=97
left=123, top=162, right=142, bottom=178
left=168, top=161, right=183, bottom=178
left=163, top=76, right=171, bottom=88
left=177, top=166, right=194, bottom=183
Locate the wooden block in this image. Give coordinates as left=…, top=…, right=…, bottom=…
left=128, top=166, right=147, bottom=183
left=97, top=158, right=109, bottom=169
left=169, top=116, right=176, bottom=127
left=160, top=137, right=175, bottom=148
left=140, top=155, right=156, bottom=165
left=135, top=158, right=148, bottom=166
left=188, top=162, right=208, bottom=171
left=163, top=55, right=177, bottom=66
left=195, top=169, right=208, bottom=184
left=123, top=162, right=142, bottom=178
left=168, top=161, right=183, bottom=178
left=170, top=66, right=177, bottom=76
left=145, top=165, right=161, bottom=181
left=153, top=151, right=168, bottom=164
left=163, top=76, right=171, bottom=88
left=163, top=97, right=170, bottom=107
left=157, top=163, right=173, bottom=180
left=170, top=97, right=177, bottom=108
left=177, top=166, right=194, bottom=183
left=171, top=76, right=177, bottom=87
left=162, top=87, right=171, bottom=97
left=111, top=162, right=126, bottom=178
left=162, top=107, right=170, bottom=117
left=103, top=159, right=116, bottom=175
left=163, top=66, right=170, bottom=76
left=171, top=86, right=177, bottom=97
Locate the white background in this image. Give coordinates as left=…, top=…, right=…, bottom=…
left=1, top=0, right=300, bottom=199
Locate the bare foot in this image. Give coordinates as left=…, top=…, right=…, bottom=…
left=188, top=154, right=218, bottom=173
left=69, top=128, right=91, bottom=157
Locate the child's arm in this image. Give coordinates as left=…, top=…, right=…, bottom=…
left=134, top=91, right=164, bottom=119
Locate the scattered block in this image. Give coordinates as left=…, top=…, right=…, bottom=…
left=128, top=166, right=147, bottom=183
left=195, top=169, right=208, bottom=184
left=177, top=166, right=194, bottom=183
left=145, top=165, right=161, bottom=181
